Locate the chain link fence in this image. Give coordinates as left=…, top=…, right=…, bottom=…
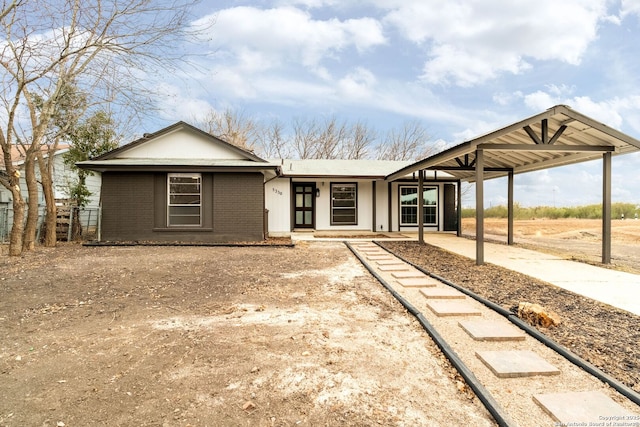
left=0, top=205, right=101, bottom=243
left=64, top=206, right=101, bottom=241
left=0, top=205, right=8, bottom=243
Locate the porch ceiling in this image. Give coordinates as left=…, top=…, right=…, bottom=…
left=386, top=105, right=640, bottom=182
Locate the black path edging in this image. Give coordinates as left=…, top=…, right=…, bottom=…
left=82, top=241, right=295, bottom=248
left=375, top=241, right=640, bottom=408
left=345, top=241, right=516, bottom=427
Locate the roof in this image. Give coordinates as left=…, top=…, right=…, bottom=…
left=0, top=144, right=70, bottom=170
left=92, top=121, right=266, bottom=163
left=386, top=105, right=640, bottom=182
left=77, top=121, right=279, bottom=176
left=278, top=159, right=454, bottom=179
left=77, top=158, right=280, bottom=173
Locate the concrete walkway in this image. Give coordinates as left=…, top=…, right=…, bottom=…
left=420, top=233, right=640, bottom=317
left=291, top=232, right=640, bottom=316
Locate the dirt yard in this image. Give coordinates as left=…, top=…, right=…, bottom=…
left=461, top=218, right=640, bottom=273
left=2, top=218, right=639, bottom=426
left=0, top=242, right=495, bottom=427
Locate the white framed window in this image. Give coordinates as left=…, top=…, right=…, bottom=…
left=168, top=173, right=202, bottom=226
left=400, top=186, right=438, bottom=226
left=331, top=183, right=357, bottom=225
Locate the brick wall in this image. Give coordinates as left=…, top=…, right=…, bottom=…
left=101, top=171, right=265, bottom=243
left=101, top=172, right=155, bottom=241
left=213, top=173, right=264, bottom=240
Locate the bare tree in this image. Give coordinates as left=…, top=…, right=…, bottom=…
left=27, top=81, right=88, bottom=248
left=314, top=116, right=349, bottom=159
left=256, top=119, right=292, bottom=159
left=291, top=116, right=372, bottom=160
left=196, top=108, right=259, bottom=151
left=292, top=117, right=321, bottom=159
left=376, top=120, right=434, bottom=161
left=0, top=0, right=201, bottom=255
left=340, top=121, right=376, bottom=160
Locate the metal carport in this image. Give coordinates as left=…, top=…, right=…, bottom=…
left=386, top=105, right=640, bottom=265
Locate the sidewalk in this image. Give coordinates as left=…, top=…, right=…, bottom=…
left=420, top=233, right=640, bottom=317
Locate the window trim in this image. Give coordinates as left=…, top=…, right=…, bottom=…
left=399, top=185, right=438, bottom=226
left=330, top=182, right=358, bottom=226
left=167, top=173, right=202, bottom=227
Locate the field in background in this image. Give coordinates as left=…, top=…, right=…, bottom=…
left=461, top=217, right=640, bottom=272
left=462, top=202, right=639, bottom=220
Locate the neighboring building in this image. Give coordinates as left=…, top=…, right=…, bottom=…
left=0, top=145, right=101, bottom=241
left=77, top=121, right=460, bottom=243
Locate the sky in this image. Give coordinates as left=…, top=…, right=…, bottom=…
left=145, top=0, right=640, bottom=209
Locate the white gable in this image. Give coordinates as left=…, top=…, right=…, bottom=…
left=120, top=126, right=248, bottom=160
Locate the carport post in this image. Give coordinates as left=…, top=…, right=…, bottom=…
left=602, top=152, right=612, bottom=264
left=508, top=169, right=514, bottom=245
left=476, top=149, right=484, bottom=265
left=457, top=179, right=462, bottom=237
left=418, top=169, right=424, bottom=243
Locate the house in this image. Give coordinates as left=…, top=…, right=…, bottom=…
left=265, top=159, right=459, bottom=236
left=76, top=105, right=640, bottom=251
left=77, top=122, right=281, bottom=242
left=77, top=121, right=460, bottom=243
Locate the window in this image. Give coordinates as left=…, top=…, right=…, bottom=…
left=331, top=183, right=357, bottom=225
left=168, top=173, right=202, bottom=226
left=400, top=186, right=437, bottom=226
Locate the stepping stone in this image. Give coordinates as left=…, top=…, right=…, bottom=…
left=533, top=391, right=638, bottom=425
left=426, top=300, right=482, bottom=317
left=458, top=320, right=526, bottom=341
left=420, top=287, right=466, bottom=299
left=391, top=271, right=424, bottom=279
left=376, top=260, right=404, bottom=266
left=378, top=264, right=410, bottom=272
left=475, top=350, right=560, bottom=378
left=396, top=277, right=438, bottom=288
left=358, top=247, right=384, bottom=253
left=367, top=255, right=393, bottom=261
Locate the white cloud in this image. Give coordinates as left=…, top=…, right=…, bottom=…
left=493, top=91, right=524, bottom=106
left=194, top=6, right=385, bottom=72
left=381, top=0, right=608, bottom=86
left=152, top=82, right=214, bottom=122
left=620, top=0, right=640, bottom=19
left=522, top=91, right=640, bottom=132
left=337, top=67, right=377, bottom=99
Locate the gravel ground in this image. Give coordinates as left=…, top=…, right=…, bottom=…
left=379, top=241, right=640, bottom=395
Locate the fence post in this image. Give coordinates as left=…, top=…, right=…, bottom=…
left=67, top=206, right=73, bottom=242
left=86, top=208, right=92, bottom=239
left=0, top=207, right=7, bottom=243
left=97, top=206, right=102, bottom=242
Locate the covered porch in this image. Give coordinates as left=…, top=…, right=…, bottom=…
left=386, top=105, right=640, bottom=265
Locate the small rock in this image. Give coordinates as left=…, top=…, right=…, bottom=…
left=250, top=366, right=259, bottom=373
left=302, top=351, right=311, bottom=356
left=517, top=302, right=561, bottom=328
left=57, top=422, right=65, bottom=427
left=243, top=401, right=256, bottom=411
left=15, top=355, right=21, bottom=361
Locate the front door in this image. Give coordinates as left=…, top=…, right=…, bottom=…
left=293, top=183, right=315, bottom=228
